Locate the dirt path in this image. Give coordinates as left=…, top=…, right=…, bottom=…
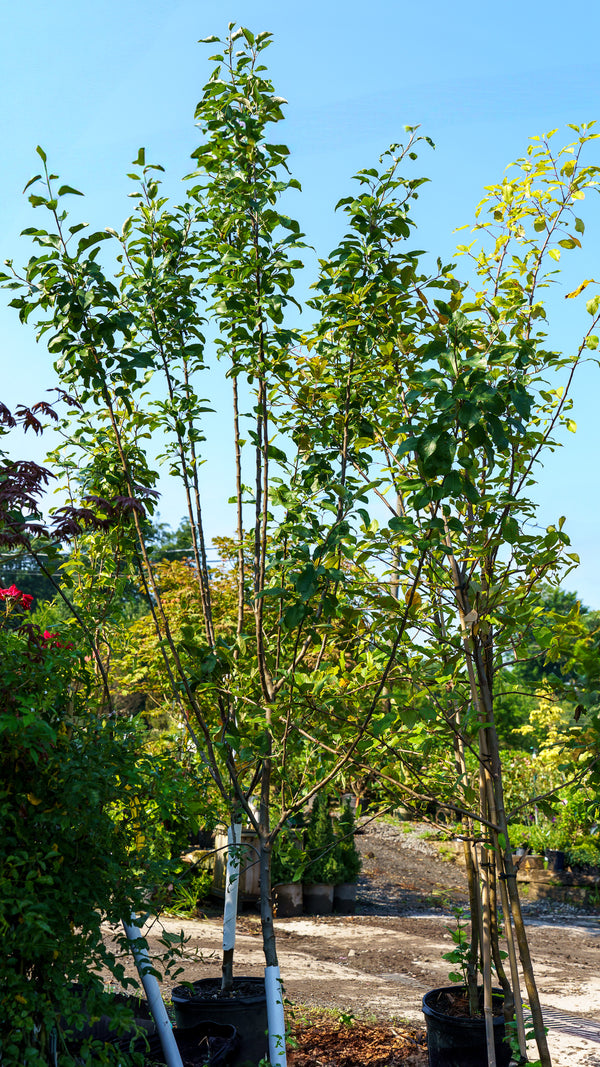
left=106, top=820, right=600, bottom=1065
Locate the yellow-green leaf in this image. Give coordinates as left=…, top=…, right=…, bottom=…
left=566, top=279, right=594, bottom=299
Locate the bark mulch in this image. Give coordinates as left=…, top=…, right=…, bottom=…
left=288, top=1019, right=428, bottom=1066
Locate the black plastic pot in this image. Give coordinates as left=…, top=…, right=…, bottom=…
left=273, top=881, right=303, bottom=917
left=64, top=986, right=156, bottom=1054
left=172, top=976, right=267, bottom=1067
left=143, top=1021, right=239, bottom=1066
left=333, top=882, right=357, bottom=914
left=545, top=848, right=566, bottom=872
left=422, top=986, right=511, bottom=1067
left=302, top=882, right=334, bottom=914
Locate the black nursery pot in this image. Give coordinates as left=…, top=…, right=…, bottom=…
left=545, top=848, right=566, bottom=872
left=143, top=1021, right=239, bottom=1066
left=171, top=976, right=267, bottom=1067
left=422, top=986, right=512, bottom=1067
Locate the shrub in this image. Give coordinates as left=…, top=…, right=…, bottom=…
left=334, top=800, right=362, bottom=883
left=304, top=794, right=342, bottom=884
left=0, top=603, right=184, bottom=1064
left=271, top=827, right=305, bottom=885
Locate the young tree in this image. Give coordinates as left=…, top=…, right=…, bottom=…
left=2, top=27, right=410, bottom=1064
left=295, top=123, right=600, bottom=1065
left=4, top=20, right=600, bottom=1063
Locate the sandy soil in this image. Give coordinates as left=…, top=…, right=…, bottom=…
left=105, top=819, right=600, bottom=1065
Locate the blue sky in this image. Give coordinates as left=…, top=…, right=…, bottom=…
left=2, top=1, right=600, bottom=604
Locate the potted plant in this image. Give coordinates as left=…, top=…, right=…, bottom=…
left=543, top=822, right=570, bottom=873
left=303, top=794, right=341, bottom=914
left=422, top=908, right=512, bottom=1067
left=308, top=126, right=600, bottom=1067
left=332, top=799, right=362, bottom=913
left=271, top=828, right=305, bottom=917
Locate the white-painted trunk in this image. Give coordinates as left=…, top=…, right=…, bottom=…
left=265, top=964, right=287, bottom=1067
left=122, top=916, right=183, bottom=1067
left=223, top=822, right=243, bottom=952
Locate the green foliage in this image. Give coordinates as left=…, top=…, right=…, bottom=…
left=0, top=575, right=204, bottom=1062
left=0, top=620, right=143, bottom=1062
left=565, top=840, right=600, bottom=869
left=442, top=907, right=474, bottom=987
left=3, top=26, right=600, bottom=1061
left=304, top=794, right=342, bottom=884
left=168, top=864, right=214, bottom=918
left=334, top=800, right=362, bottom=883
left=271, top=827, right=305, bottom=884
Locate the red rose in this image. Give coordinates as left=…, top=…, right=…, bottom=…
left=0, top=585, right=34, bottom=609
left=0, top=584, right=21, bottom=600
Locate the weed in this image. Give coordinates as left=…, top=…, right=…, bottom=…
left=442, top=905, right=472, bottom=987
left=168, top=867, right=213, bottom=918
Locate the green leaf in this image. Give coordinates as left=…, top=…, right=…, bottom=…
left=57, top=185, right=84, bottom=197
left=283, top=604, right=306, bottom=630
left=77, top=231, right=114, bottom=251
left=22, top=174, right=42, bottom=193
left=295, top=566, right=318, bottom=600
left=586, top=335, right=599, bottom=350
left=36, top=146, right=47, bottom=163
left=502, top=516, right=519, bottom=544
left=458, top=401, right=480, bottom=430
left=442, top=471, right=462, bottom=495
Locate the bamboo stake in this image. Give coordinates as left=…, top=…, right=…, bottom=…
left=479, top=794, right=497, bottom=1066
left=497, top=860, right=527, bottom=1061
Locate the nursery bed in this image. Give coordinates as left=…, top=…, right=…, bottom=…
left=101, top=820, right=600, bottom=1067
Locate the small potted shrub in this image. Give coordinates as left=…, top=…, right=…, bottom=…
left=303, top=793, right=340, bottom=914
left=525, top=823, right=550, bottom=869
left=271, top=830, right=305, bottom=917
left=543, top=823, right=570, bottom=872
left=333, top=799, right=362, bottom=913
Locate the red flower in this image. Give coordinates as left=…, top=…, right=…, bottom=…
left=0, top=584, right=34, bottom=609
left=43, top=630, right=62, bottom=647
left=0, top=584, right=21, bottom=600
left=42, top=629, right=73, bottom=650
